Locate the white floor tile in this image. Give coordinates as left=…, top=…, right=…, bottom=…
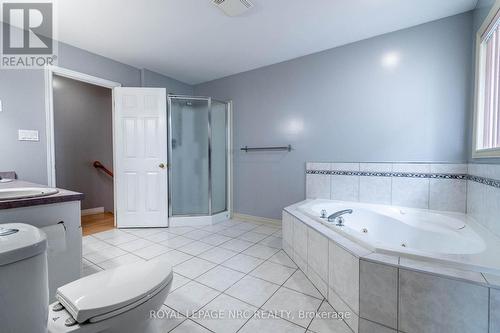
left=151, top=250, right=193, bottom=266
left=284, top=270, right=323, bottom=299
left=151, top=305, right=186, bottom=332
left=225, top=275, right=280, bottom=307
left=201, top=224, right=230, bottom=233
left=99, top=253, right=145, bottom=270
left=232, top=223, right=259, bottom=232
left=82, top=262, right=102, bottom=277
left=116, top=238, right=155, bottom=252
left=147, top=231, right=179, bottom=243
left=134, top=243, right=171, bottom=259
left=160, top=236, right=194, bottom=249
left=102, top=233, right=138, bottom=246
left=221, top=253, right=264, bottom=273
left=82, top=235, right=99, bottom=245
left=82, top=240, right=112, bottom=255
left=165, top=281, right=220, bottom=316
left=238, top=231, right=269, bottom=243
left=263, top=287, right=322, bottom=328
left=239, top=315, right=306, bottom=333
left=82, top=222, right=341, bottom=332
left=218, top=227, right=248, bottom=238
left=123, top=228, right=165, bottom=237
left=174, top=257, right=216, bottom=279
left=168, top=226, right=197, bottom=235
left=252, top=226, right=281, bottom=235
left=93, top=229, right=127, bottom=240
left=268, top=251, right=297, bottom=268
left=84, top=246, right=127, bottom=264
left=308, top=301, right=351, bottom=333
left=259, top=236, right=283, bottom=249
left=169, top=273, right=192, bottom=293
left=196, top=266, right=245, bottom=292
left=200, top=233, right=232, bottom=246
left=218, top=220, right=241, bottom=227
left=250, top=261, right=296, bottom=285
left=82, top=258, right=95, bottom=268
left=198, top=247, right=238, bottom=264
left=170, top=319, right=212, bottom=333
left=177, top=241, right=214, bottom=256
left=194, top=294, right=257, bottom=333
left=243, top=244, right=279, bottom=260
left=183, top=229, right=213, bottom=241
left=219, top=239, right=254, bottom=252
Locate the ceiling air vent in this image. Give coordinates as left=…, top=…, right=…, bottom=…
left=212, top=0, right=254, bottom=17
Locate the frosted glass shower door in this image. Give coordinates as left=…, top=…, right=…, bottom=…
left=211, top=100, right=228, bottom=214
left=169, top=98, right=209, bottom=215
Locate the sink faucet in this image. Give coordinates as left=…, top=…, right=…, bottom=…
left=328, top=209, right=353, bottom=226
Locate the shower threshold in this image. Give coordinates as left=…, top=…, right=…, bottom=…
left=169, top=211, right=230, bottom=227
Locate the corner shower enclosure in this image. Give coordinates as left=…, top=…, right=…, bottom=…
left=168, top=95, right=231, bottom=226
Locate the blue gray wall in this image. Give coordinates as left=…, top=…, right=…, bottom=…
left=141, top=69, right=194, bottom=95
left=195, top=13, right=474, bottom=219
left=0, top=39, right=190, bottom=185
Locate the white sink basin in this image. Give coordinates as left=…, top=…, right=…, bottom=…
left=0, top=187, right=59, bottom=200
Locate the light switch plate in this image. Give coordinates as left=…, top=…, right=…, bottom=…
left=18, top=129, right=39, bottom=141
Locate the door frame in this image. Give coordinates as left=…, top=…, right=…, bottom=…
left=44, top=65, right=121, bottom=217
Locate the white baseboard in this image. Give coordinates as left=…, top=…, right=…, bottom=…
left=81, top=207, right=105, bottom=216
left=232, top=213, right=281, bottom=226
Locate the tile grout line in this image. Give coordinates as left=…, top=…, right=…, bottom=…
left=235, top=266, right=302, bottom=332
left=189, top=246, right=318, bottom=332
left=84, top=222, right=281, bottom=268
left=184, top=248, right=297, bottom=332
left=84, top=221, right=303, bottom=333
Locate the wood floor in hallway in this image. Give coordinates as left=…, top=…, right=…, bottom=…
left=82, top=212, right=115, bottom=236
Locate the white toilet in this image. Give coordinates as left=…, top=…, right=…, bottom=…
left=0, top=223, right=173, bottom=333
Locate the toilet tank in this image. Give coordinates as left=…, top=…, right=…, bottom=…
left=0, top=223, right=49, bottom=333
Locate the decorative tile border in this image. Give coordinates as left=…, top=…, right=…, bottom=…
left=306, top=170, right=500, bottom=189
left=469, top=175, right=500, bottom=189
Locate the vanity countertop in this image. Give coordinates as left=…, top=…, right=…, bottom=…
left=0, top=180, right=84, bottom=210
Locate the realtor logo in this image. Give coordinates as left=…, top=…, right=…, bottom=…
left=1, top=1, right=57, bottom=68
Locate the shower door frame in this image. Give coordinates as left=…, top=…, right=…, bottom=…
left=167, top=95, right=232, bottom=224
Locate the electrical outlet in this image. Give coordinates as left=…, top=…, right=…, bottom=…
left=18, top=130, right=39, bottom=141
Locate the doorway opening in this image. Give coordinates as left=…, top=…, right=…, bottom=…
left=46, top=67, right=121, bottom=235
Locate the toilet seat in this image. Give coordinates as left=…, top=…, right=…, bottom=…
left=55, top=259, right=173, bottom=324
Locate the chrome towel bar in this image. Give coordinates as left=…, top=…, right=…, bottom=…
left=240, top=145, right=292, bottom=152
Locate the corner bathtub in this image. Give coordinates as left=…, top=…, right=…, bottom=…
left=296, top=199, right=500, bottom=274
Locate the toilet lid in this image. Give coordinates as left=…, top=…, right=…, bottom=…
left=56, top=258, right=173, bottom=323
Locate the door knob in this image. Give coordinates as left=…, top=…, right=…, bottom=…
left=159, top=163, right=167, bottom=169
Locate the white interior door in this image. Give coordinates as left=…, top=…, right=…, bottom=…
left=114, top=88, right=168, bottom=228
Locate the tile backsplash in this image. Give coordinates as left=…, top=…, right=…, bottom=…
left=467, top=164, right=500, bottom=239
left=306, top=162, right=500, bottom=238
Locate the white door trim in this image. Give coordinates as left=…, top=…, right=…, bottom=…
left=44, top=65, right=121, bottom=188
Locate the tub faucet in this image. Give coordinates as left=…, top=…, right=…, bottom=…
left=328, top=209, right=353, bottom=226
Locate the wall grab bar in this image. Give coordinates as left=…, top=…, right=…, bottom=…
left=240, top=145, right=292, bottom=152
